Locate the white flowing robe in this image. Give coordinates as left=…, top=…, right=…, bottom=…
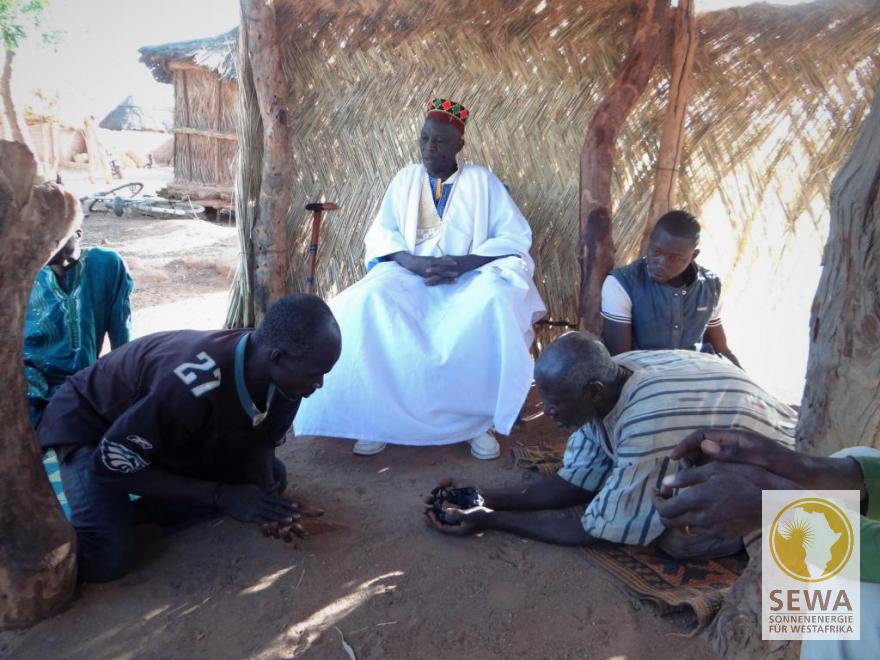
left=294, top=163, right=547, bottom=445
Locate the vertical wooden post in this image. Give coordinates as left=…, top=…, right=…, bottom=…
left=241, top=0, right=295, bottom=323
left=578, top=0, right=670, bottom=333
left=181, top=71, right=195, bottom=185
left=226, top=11, right=262, bottom=329
left=642, top=0, right=697, bottom=249
left=0, top=141, right=78, bottom=629
left=215, top=77, right=223, bottom=186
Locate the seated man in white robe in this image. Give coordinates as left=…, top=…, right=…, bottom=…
left=295, top=98, right=546, bottom=459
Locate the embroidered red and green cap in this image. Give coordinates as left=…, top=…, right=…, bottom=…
left=426, top=98, right=469, bottom=134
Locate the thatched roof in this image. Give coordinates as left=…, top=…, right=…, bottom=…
left=99, top=95, right=173, bottom=132
left=229, top=0, right=880, bottom=329
left=139, top=28, right=238, bottom=84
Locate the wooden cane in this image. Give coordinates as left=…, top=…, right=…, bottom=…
left=304, top=202, right=339, bottom=294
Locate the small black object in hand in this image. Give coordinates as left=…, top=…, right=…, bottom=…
left=431, top=486, right=485, bottom=524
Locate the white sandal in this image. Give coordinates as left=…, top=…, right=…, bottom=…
left=353, top=440, right=387, bottom=456
left=468, top=432, right=500, bottom=460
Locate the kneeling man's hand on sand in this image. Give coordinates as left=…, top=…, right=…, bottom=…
left=216, top=482, right=305, bottom=525
left=260, top=496, right=325, bottom=541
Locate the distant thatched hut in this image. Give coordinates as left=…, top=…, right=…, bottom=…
left=100, top=95, right=173, bottom=133
left=139, top=28, right=238, bottom=204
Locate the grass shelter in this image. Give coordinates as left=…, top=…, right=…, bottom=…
left=229, top=0, right=879, bottom=400
left=139, top=28, right=238, bottom=206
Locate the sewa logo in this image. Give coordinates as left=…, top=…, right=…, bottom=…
left=762, top=490, right=860, bottom=641
left=769, top=497, right=854, bottom=583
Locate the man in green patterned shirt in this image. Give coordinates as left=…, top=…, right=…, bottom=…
left=24, top=213, right=134, bottom=427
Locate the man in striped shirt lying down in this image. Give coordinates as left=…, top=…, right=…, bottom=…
left=425, top=332, right=796, bottom=558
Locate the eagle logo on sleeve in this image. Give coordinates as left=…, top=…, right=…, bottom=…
left=99, top=435, right=154, bottom=473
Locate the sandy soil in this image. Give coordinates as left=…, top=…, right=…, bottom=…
left=88, top=212, right=238, bottom=338
left=3, top=423, right=714, bottom=660
left=0, top=178, right=716, bottom=660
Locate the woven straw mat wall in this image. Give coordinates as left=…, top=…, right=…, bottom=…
left=253, top=0, right=879, bottom=339
left=174, top=67, right=238, bottom=187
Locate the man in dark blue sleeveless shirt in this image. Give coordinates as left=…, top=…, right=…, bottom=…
left=37, top=294, right=341, bottom=582
left=600, top=210, right=740, bottom=366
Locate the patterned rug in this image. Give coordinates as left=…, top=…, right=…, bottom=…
left=512, top=444, right=747, bottom=628
left=584, top=541, right=748, bottom=629
left=511, top=443, right=563, bottom=477
left=511, top=445, right=749, bottom=630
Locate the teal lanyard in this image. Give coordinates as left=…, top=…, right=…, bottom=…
left=234, top=333, right=275, bottom=426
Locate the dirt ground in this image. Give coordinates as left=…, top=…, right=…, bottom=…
left=87, top=212, right=238, bottom=338
left=0, top=178, right=716, bottom=660
left=57, top=167, right=238, bottom=337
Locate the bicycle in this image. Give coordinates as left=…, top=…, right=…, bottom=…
left=81, top=182, right=205, bottom=219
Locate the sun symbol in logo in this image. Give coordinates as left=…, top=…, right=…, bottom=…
left=779, top=517, right=815, bottom=548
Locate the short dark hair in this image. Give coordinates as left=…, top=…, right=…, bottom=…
left=253, top=294, right=339, bottom=357
left=652, top=210, right=700, bottom=242
left=535, top=331, right=618, bottom=394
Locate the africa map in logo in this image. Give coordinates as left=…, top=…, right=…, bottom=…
left=769, top=497, right=854, bottom=582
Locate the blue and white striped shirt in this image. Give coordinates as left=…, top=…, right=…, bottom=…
left=557, top=350, right=797, bottom=546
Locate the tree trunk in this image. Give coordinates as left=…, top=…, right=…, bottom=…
left=707, top=545, right=797, bottom=660
left=579, top=207, right=614, bottom=335
left=796, top=83, right=880, bottom=456
left=707, top=84, right=880, bottom=660
left=0, top=141, right=78, bottom=629
left=241, top=0, right=294, bottom=324
left=578, top=0, right=669, bottom=333
left=642, top=0, right=697, bottom=250
left=1, top=50, right=27, bottom=144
